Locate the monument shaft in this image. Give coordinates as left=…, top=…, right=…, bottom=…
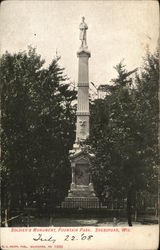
left=76, top=51, right=90, bottom=142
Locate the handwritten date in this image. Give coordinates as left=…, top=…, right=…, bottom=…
left=33, top=234, right=56, bottom=243
left=33, top=233, right=93, bottom=243
left=64, top=233, right=93, bottom=241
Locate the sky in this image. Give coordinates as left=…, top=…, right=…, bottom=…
left=0, top=0, right=159, bottom=87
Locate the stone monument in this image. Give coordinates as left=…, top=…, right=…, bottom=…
left=62, top=17, right=99, bottom=208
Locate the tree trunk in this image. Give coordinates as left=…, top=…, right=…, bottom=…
left=134, top=209, right=137, bottom=222
left=98, top=197, right=102, bottom=208
left=127, top=189, right=133, bottom=227
left=7, top=191, right=12, bottom=227
left=4, top=209, right=8, bottom=227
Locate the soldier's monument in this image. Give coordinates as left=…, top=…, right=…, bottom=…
left=62, top=17, right=99, bottom=208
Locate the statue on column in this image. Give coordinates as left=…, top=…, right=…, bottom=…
left=79, top=17, right=88, bottom=48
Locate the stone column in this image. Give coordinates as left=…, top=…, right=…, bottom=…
left=89, top=173, right=94, bottom=192
left=76, top=49, right=91, bottom=142
left=71, top=162, right=76, bottom=188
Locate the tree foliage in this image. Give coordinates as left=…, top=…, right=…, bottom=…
left=89, top=51, right=159, bottom=224
left=1, top=47, right=76, bottom=213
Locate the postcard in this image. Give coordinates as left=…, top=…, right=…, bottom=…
left=0, top=1, right=159, bottom=249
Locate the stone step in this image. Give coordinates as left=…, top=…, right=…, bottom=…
left=70, top=194, right=94, bottom=197
left=73, top=185, right=91, bottom=190
left=62, top=196, right=99, bottom=208
left=65, top=197, right=99, bottom=201
left=69, top=190, right=96, bottom=197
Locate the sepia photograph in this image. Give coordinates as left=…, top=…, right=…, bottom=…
left=0, top=0, right=159, bottom=249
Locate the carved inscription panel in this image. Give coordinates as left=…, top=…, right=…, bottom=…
left=75, top=164, right=89, bottom=185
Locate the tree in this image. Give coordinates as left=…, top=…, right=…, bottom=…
left=32, top=56, right=76, bottom=211
left=89, top=53, right=158, bottom=226
left=1, top=48, right=45, bottom=217
left=1, top=47, right=76, bottom=222
left=134, top=51, right=159, bottom=204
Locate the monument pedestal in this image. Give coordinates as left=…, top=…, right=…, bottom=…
left=62, top=145, right=99, bottom=208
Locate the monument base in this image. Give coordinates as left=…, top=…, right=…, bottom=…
left=62, top=184, right=99, bottom=208
left=62, top=144, right=99, bottom=209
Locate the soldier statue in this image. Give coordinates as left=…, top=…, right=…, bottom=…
left=79, top=17, right=88, bottom=48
